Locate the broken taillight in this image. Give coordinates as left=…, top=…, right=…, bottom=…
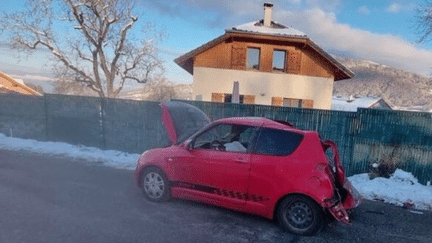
left=329, top=202, right=351, bottom=225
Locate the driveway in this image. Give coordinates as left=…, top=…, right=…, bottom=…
left=0, top=149, right=431, bottom=243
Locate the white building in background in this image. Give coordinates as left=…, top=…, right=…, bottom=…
left=174, top=3, right=353, bottom=109
left=331, top=96, right=392, bottom=112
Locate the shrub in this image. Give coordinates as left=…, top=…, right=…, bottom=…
left=369, top=144, right=402, bottom=179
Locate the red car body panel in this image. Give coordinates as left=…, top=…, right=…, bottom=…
left=134, top=102, right=361, bottom=224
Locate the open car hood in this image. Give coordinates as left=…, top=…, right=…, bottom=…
left=160, top=101, right=210, bottom=145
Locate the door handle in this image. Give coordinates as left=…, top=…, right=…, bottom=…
left=235, top=158, right=248, bottom=164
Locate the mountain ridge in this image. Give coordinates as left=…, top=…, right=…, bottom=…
left=334, top=57, right=432, bottom=111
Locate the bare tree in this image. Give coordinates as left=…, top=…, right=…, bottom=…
left=416, top=0, right=432, bottom=43
left=53, top=78, right=98, bottom=96
left=24, top=82, right=45, bottom=94
left=146, top=77, right=178, bottom=102
left=1, top=0, right=164, bottom=98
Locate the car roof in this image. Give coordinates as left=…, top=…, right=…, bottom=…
left=215, top=117, right=307, bottom=134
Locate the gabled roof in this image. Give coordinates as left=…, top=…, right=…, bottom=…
left=0, top=71, right=41, bottom=96
left=331, top=96, right=392, bottom=112
left=174, top=19, right=354, bottom=81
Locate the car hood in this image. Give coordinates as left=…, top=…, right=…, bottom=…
left=160, top=101, right=210, bottom=145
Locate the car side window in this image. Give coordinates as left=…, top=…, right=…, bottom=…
left=254, top=128, right=303, bottom=156
left=193, top=124, right=257, bottom=153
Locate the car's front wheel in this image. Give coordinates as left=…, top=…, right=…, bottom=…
left=277, top=195, right=324, bottom=235
left=141, top=167, right=170, bottom=202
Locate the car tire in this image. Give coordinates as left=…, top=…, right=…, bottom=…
left=141, top=167, right=170, bottom=202
left=277, top=195, right=324, bottom=236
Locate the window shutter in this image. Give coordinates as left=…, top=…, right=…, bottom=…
left=243, top=95, right=255, bottom=104
left=211, top=93, right=224, bottom=102
left=271, top=97, right=283, bottom=106
left=231, top=47, right=246, bottom=69
left=287, top=50, right=302, bottom=73
left=301, top=99, right=314, bottom=108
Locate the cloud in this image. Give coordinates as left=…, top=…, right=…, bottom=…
left=145, top=1, right=431, bottom=76
left=275, top=8, right=432, bottom=76
left=11, top=74, right=54, bottom=81
left=304, top=0, right=343, bottom=11
left=142, top=0, right=344, bottom=28
left=358, top=6, right=371, bottom=15
left=387, top=3, right=402, bottom=13
left=290, top=0, right=302, bottom=4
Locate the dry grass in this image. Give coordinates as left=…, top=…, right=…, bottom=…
left=369, top=144, right=403, bottom=179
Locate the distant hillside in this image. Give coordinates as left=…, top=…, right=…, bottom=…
left=334, top=58, right=432, bottom=111
left=120, top=82, right=193, bottom=101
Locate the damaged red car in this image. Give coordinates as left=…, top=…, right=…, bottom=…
left=134, top=102, right=361, bottom=235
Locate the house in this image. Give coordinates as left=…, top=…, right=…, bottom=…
left=0, top=71, right=41, bottom=96
left=331, top=96, right=392, bottom=112
left=175, top=3, right=354, bottom=109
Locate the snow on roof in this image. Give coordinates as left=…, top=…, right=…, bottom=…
left=230, top=20, right=307, bottom=37
left=14, top=78, right=25, bottom=85
left=331, top=96, right=382, bottom=112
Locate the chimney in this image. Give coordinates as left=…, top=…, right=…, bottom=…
left=264, top=3, right=273, bottom=27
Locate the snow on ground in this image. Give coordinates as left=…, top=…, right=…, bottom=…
left=0, top=133, right=140, bottom=170
left=1, top=133, right=431, bottom=211
left=350, top=170, right=432, bottom=211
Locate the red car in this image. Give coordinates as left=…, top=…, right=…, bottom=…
left=134, top=102, right=361, bottom=235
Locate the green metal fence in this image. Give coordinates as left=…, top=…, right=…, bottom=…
left=1, top=92, right=431, bottom=185
left=176, top=100, right=432, bottom=185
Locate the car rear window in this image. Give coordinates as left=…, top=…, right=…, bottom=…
left=254, top=128, right=303, bottom=156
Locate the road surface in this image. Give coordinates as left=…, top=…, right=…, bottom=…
left=1, top=149, right=431, bottom=243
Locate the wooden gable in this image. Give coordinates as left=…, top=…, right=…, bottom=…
left=193, top=36, right=334, bottom=79
left=175, top=32, right=353, bottom=81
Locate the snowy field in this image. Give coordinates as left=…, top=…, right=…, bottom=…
left=1, top=133, right=431, bottom=211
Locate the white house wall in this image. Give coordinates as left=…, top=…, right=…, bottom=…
left=193, top=67, right=334, bottom=109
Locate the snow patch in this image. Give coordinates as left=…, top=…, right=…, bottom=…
left=349, top=169, right=432, bottom=210
left=0, top=133, right=140, bottom=170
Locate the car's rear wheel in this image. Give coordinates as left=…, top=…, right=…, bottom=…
left=277, top=195, right=324, bottom=235
left=141, top=167, right=170, bottom=202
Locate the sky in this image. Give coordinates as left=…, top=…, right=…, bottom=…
left=1, top=0, right=432, bottom=90
left=1, top=132, right=431, bottom=211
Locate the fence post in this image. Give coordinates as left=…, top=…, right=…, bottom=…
left=100, top=97, right=106, bottom=150
left=43, top=94, right=49, bottom=141
left=348, top=113, right=358, bottom=175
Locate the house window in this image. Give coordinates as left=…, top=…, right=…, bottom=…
left=273, top=50, right=286, bottom=71
left=247, top=48, right=260, bottom=70
left=272, top=97, right=314, bottom=108
left=224, top=94, right=244, bottom=103
left=212, top=93, right=255, bottom=104
left=284, top=98, right=300, bottom=107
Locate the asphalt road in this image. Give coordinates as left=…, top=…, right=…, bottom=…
left=1, top=148, right=432, bottom=243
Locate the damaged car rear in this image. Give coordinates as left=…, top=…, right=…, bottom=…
left=134, top=101, right=361, bottom=235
